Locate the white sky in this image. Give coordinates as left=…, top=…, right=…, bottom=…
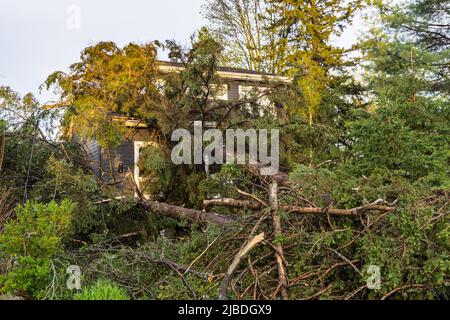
left=0, top=0, right=367, bottom=103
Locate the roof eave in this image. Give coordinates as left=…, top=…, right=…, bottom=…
left=158, top=64, right=292, bottom=84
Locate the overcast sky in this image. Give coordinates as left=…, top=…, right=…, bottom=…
left=0, top=0, right=366, bottom=103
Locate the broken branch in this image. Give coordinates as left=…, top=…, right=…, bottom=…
left=140, top=199, right=236, bottom=226
left=204, top=198, right=261, bottom=210
left=269, top=181, right=289, bottom=300
left=218, top=232, right=265, bottom=300
left=203, top=198, right=396, bottom=217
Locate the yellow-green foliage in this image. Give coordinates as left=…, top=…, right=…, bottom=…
left=0, top=200, right=74, bottom=258
left=31, top=156, right=102, bottom=237
left=138, top=145, right=172, bottom=196
left=0, top=200, right=75, bottom=298
left=74, top=279, right=130, bottom=300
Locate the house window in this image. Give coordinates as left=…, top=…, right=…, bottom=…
left=185, top=84, right=228, bottom=100
left=238, top=85, right=273, bottom=117
left=209, top=84, right=228, bottom=101
left=155, top=78, right=166, bottom=93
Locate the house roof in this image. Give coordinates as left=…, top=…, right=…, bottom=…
left=42, top=61, right=291, bottom=112
left=158, top=61, right=292, bottom=84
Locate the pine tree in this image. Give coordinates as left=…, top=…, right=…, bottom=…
left=362, top=0, right=450, bottom=97
left=268, top=0, right=364, bottom=124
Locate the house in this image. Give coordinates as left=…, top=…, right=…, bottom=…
left=84, top=61, right=291, bottom=195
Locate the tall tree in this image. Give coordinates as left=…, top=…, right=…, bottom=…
left=204, top=0, right=364, bottom=126
left=268, top=0, right=363, bottom=125
left=202, top=0, right=292, bottom=73
left=354, top=0, right=449, bottom=182
left=365, top=0, right=450, bottom=95
left=385, top=0, right=450, bottom=51
left=43, top=41, right=161, bottom=147
left=269, top=0, right=362, bottom=69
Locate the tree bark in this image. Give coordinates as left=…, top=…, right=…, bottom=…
left=269, top=181, right=289, bottom=300
left=204, top=198, right=261, bottom=210
left=203, top=199, right=396, bottom=216
left=218, top=233, right=265, bottom=300
left=286, top=205, right=396, bottom=216
left=140, top=200, right=236, bottom=226
left=0, top=133, right=5, bottom=174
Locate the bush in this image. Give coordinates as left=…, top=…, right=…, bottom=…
left=0, top=257, right=52, bottom=298
left=0, top=200, right=75, bottom=298
left=0, top=200, right=74, bottom=258
left=31, top=156, right=102, bottom=238
left=74, top=279, right=130, bottom=300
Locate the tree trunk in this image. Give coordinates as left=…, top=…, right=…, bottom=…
left=140, top=200, right=236, bottom=226
left=269, top=181, right=289, bottom=300
left=203, top=199, right=396, bottom=216
left=0, top=133, right=5, bottom=174
left=204, top=198, right=261, bottom=210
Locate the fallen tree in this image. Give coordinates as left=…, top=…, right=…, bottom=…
left=139, top=199, right=237, bottom=226
left=127, top=196, right=397, bottom=231
left=132, top=197, right=396, bottom=230
left=203, top=198, right=397, bottom=217
left=126, top=170, right=238, bottom=227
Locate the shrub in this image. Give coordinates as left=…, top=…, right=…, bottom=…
left=0, top=257, right=52, bottom=298
left=0, top=200, right=75, bottom=298
left=0, top=200, right=74, bottom=258
left=74, top=279, right=130, bottom=300
left=31, top=156, right=102, bottom=238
